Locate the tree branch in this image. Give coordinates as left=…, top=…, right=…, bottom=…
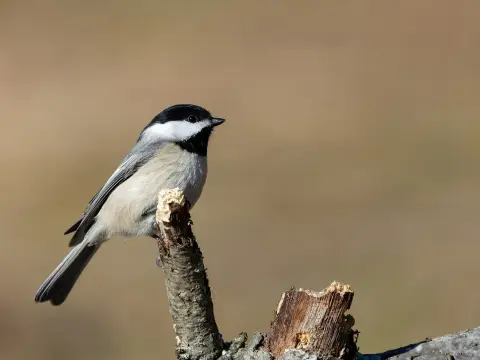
left=154, top=189, right=479, bottom=360
left=155, top=189, right=223, bottom=360
left=363, top=326, right=480, bottom=360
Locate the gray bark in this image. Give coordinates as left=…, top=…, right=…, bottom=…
left=155, top=189, right=223, bottom=360
left=219, top=330, right=480, bottom=360
left=363, top=326, right=480, bottom=360
left=154, top=189, right=479, bottom=360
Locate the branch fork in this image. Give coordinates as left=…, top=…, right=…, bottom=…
left=154, top=189, right=479, bottom=360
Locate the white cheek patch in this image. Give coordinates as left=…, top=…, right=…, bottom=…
left=143, top=120, right=211, bottom=142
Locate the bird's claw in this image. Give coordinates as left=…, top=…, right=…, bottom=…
left=156, top=256, right=163, bottom=268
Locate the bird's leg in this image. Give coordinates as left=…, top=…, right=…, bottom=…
left=155, top=255, right=163, bottom=268
left=141, top=207, right=165, bottom=267
left=152, top=233, right=165, bottom=267
left=185, top=199, right=194, bottom=226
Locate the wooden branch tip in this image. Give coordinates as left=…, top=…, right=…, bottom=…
left=156, top=188, right=187, bottom=224
left=266, top=281, right=357, bottom=360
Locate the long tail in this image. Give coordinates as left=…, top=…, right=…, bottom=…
left=34, top=242, right=100, bottom=306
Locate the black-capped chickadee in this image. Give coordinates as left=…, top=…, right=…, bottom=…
left=34, top=104, right=225, bottom=306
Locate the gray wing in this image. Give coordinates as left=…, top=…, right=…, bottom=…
left=66, top=138, right=161, bottom=247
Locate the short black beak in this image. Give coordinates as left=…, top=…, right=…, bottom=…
left=210, top=117, right=225, bottom=127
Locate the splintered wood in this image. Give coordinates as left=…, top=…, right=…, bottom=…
left=265, top=281, right=357, bottom=360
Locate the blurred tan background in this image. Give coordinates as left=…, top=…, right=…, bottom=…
left=1, top=1, right=480, bottom=359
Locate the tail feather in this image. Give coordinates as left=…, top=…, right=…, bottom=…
left=35, top=242, right=99, bottom=306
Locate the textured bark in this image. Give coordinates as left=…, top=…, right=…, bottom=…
left=153, top=190, right=480, bottom=360
left=364, top=326, right=480, bottom=360
left=265, top=283, right=357, bottom=360
left=219, top=329, right=480, bottom=360
left=155, top=189, right=223, bottom=360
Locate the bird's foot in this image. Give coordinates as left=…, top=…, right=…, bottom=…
left=156, top=256, right=163, bottom=268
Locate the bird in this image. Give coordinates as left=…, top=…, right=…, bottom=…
left=34, top=104, right=225, bottom=306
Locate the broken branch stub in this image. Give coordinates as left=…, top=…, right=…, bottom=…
left=265, top=282, right=357, bottom=360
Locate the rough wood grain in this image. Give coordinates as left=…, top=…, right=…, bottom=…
left=265, top=282, right=357, bottom=360
left=155, top=189, right=223, bottom=360
left=152, top=190, right=479, bottom=360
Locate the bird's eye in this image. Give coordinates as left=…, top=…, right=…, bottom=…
left=187, top=115, right=198, bottom=123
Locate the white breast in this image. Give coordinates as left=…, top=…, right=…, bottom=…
left=95, top=144, right=208, bottom=238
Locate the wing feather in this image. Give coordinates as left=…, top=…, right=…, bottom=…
left=66, top=139, right=160, bottom=246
